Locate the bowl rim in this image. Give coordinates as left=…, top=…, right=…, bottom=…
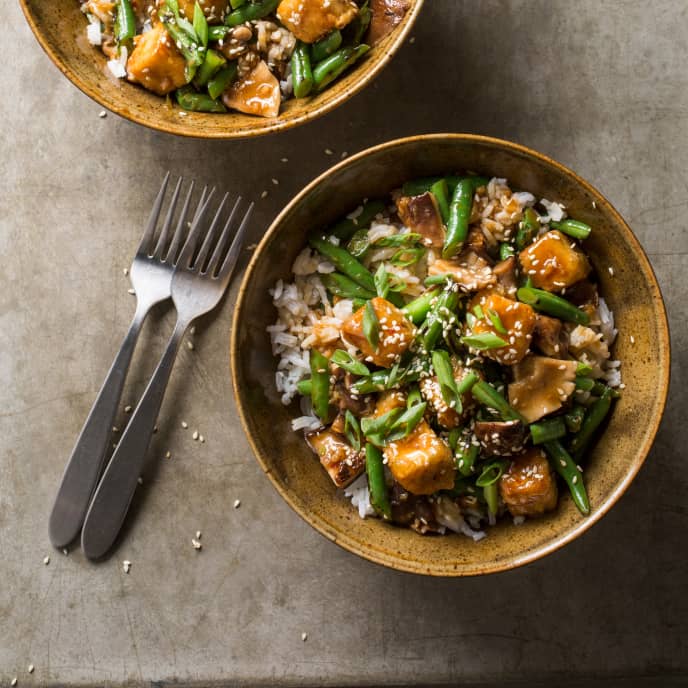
left=19, top=0, right=424, bottom=140
left=230, top=133, right=671, bottom=576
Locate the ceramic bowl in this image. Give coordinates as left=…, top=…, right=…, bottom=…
left=20, top=0, right=423, bottom=139
left=231, top=134, right=670, bottom=576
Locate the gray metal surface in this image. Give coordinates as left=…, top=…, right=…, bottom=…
left=1, top=0, right=686, bottom=685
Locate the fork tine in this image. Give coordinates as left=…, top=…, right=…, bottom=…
left=218, top=202, right=254, bottom=281
left=176, top=187, right=216, bottom=269
left=152, top=176, right=183, bottom=259
left=206, top=197, right=242, bottom=277
left=164, top=181, right=195, bottom=264
left=194, top=192, right=229, bottom=272
left=137, top=172, right=170, bottom=255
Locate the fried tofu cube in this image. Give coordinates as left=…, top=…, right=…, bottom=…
left=342, top=297, right=415, bottom=368
left=177, top=0, right=228, bottom=23
left=519, top=230, right=591, bottom=292
left=306, top=429, right=365, bottom=488
left=467, top=291, right=536, bottom=365
left=223, top=60, right=281, bottom=118
left=127, top=23, right=188, bottom=96
left=374, top=390, right=407, bottom=417
left=384, top=420, right=455, bottom=495
left=396, top=192, right=446, bottom=249
left=277, top=0, right=358, bottom=43
left=499, top=447, right=558, bottom=517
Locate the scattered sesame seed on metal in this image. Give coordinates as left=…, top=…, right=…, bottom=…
left=28, top=665, right=34, bottom=674
left=98, top=110, right=107, bottom=118
left=192, top=430, right=199, bottom=440
left=127, top=288, right=136, bottom=295
left=43, top=555, right=50, bottom=565
left=301, top=632, right=308, bottom=641
left=192, top=538, right=202, bottom=550
left=233, top=499, right=241, bottom=509
left=123, top=560, right=131, bottom=573
left=182, top=421, right=188, bottom=428
left=199, top=435, right=205, bottom=443
left=196, top=531, right=202, bottom=539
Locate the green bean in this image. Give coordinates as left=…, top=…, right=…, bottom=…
left=226, top=0, right=279, bottom=26
left=311, top=30, right=343, bottom=63
left=471, top=380, right=526, bottom=423
left=350, top=0, right=371, bottom=45
left=564, top=404, right=586, bottom=433
left=115, top=0, right=136, bottom=43
left=550, top=219, right=592, bottom=240
left=229, top=0, right=246, bottom=8
left=442, top=178, right=474, bottom=259
left=330, top=349, right=370, bottom=376
left=193, top=48, right=226, bottom=87
left=313, top=45, right=370, bottom=92
left=352, top=358, right=430, bottom=394
left=499, top=242, right=515, bottom=260
left=424, top=274, right=454, bottom=287
left=207, top=62, right=238, bottom=100
left=192, top=2, right=209, bottom=46
left=175, top=87, right=226, bottom=112
left=330, top=200, right=387, bottom=240
left=421, top=288, right=461, bottom=352
left=344, top=410, right=362, bottom=451
left=544, top=439, right=590, bottom=515
left=309, top=236, right=376, bottom=292
left=430, top=179, right=450, bottom=224
left=483, top=483, right=499, bottom=516
left=575, top=375, right=595, bottom=391
left=320, top=273, right=375, bottom=300
left=570, top=387, right=614, bottom=458
left=291, top=41, right=314, bottom=98
left=530, top=417, right=567, bottom=444
left=517, top=286, right=590, bottom=325
left=402, top=175, right=487, bottom=197
left=208, top=25, right=229, bottom=41
left=592, top=381, right=620, bottom=398
left=309, top=349, right=331, bottom=422
left=516, top=207, right=540, bottom=251
left=365, top=444, right=392, bottom=520
left=400, top=289, right=439, bottom=325
left=576, top=361, right=594, bottom=376
left=457, top=442, right=479, bottom=476
left=461, top=333, right=508, bottom=349
left=296, top=378, right=312, bottom=396
left=448, top=427, right=462, bottom=452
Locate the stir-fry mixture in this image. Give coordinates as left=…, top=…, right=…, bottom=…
left=269, top=176, right=621, bottom=539
left=81, top=0, right=407, bottom=116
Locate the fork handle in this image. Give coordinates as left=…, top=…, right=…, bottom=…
left=81, top=317, right=192, bottom=560
left=48, top=306, right=150, bottom=548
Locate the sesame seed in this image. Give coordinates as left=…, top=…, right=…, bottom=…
left=630, top=335, right=635, bottom=344
left=301, top=632, right=308, bottom=641
left=28, top=665, right=34, bottom=674
left=271, top=178, right=279, bottom=185
left=165, top=451, right=171, bottom=459
left=192, top=430, right=199, bottom=440
left=98, top=110, right=107, bottom=118
left=182, top=421, right=188, bottom=428
left=560, top=459, right=566, bottom=467
left=124, top=405, right=132, bottom=413
left=261, top=190, right=269, bottom=199
left=62, top=548, right=68, bottom=555
left=572, top=475, right=578, bottom=484
left=619, top=383, right=626, bottom=389
left=11, top=678, right=17, bottom=686
left=113, top=426, right=120, bottom=432
left=43, top=555, right=50, bottom=565
left=123, top=560, right=131, bottom=573
left=324, top=148, right=333, bottom=155
left=189, top=326, right=196, bottom=335
left=127, top=288, right=136, bottom=295
left=137, top=477, right=143, bottom=485
left=409, top=36, right=416, bottom=43
left=341, top=151, right=348, bottom=159
left=233, top=499, right=241, bottom=509
left=191, top=538, right=202, bottom=550
left=187, top=340, right=194, bottom=351
left=123, top=267, right=129, bottom=276
left=196, top=531, right=202, bottom=539
left=281, top=157, right=289, bottom=163
left=199, top=435, right=205, bottom=443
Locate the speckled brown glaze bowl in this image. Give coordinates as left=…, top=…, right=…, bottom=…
left=231, top=134, right=670, bottom=576
left=20, top=0, right=422, bottom=139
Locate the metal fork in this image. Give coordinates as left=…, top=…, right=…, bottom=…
left=48, top=174, right=206, bottom=549
left=80, top=192, right=253, bottom=560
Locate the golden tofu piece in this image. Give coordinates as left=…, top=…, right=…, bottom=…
left=500, top=447, right=558, bottom=517
left=467, top=291, right=536, bottom=365
left=342, top=297, right=415, bottom=368
left=306, top=429, right=364, bottom=488
left=277, top=0, right=358, bottom=43
left=127, top=23, right=188, bottom=96
left=384, top=420, right=455, bottom=495
left=223, top=60, right=281, bottom=118
left=177, top=0, right=228, bottom=23
left=508, top=356, right=577, bottom=423
left=374, top=390, right=407, bottom=417
left=396, top=193, right=445, bottom=249
left=519, top=230, right=591, bottom=292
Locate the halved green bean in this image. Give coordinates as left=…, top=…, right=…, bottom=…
left=291, top=41, right=313, bottom=98
left=401, top=289, right=440, bottom=324
left=461, top=333, right=508, bottom=350
left=530, top=417, right=567, bottom=444
left=192, top=2, right=209, bottom=46
left=564, top=404, right=586, bottom=433
left=592, top=381, right=620, bottom=398
left=471, top=380, right=526, bottom=423
left=365, top=444, right=392, bottom=520
left=330, top=200, right=387, bottom=240
left=350, top=0, right=371, bottom=45
left=207, top=62, right=238, bottom=100
left=309, top=236, right=376, bottom=292
left=313, top=44, right=370, bottom=92
left=421, top=288, right=461, bottom=352
left=544, top=439, right=590, bottom=515
left=115, top=0, right=136, bottom=43
left=442, top=178, right=474, bottom=259
left=424, top=274, right=454, bottom=287
left=331, top=349, right=370, bottom=376
left=483, top=483, right=499, bottom=515
left=430, top=179, right=450, bottom=224
left=175, top=87, right=226, bottom=112
left=226, top=0, right=279, bottom=26
left=517, top=286, right=590, bottom=325
left=570, top=387, right=614, bottom=458
left=193, top=48, right=226, bottom=87
left=516, top=207, right=540, bottom=251
left=296, top=378, right=312, bottom=396
left=320, top=272, right=375, bottom=300
left=311, top=30, right=343, bottom=63
left=309, top=349, right=331, bottom=422
left=550, top=219, right=592, bottom=240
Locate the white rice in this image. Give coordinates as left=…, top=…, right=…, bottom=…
left=107, top=46, right=127, bottom=79
left=86, top=16, right=102, bottom=45
left=540, top=198, right=566, bottom=222
left=343, top=474, right=375, bottom=518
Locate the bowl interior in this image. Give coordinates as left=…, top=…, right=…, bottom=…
left=20, top=0, right=422, bottom=138
left=232, top=134, right=670, bottom=576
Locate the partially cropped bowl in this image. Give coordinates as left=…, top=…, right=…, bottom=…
left=231, top=134, right=670, bottom=576
left=20, top=0, right=423, bottom=139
